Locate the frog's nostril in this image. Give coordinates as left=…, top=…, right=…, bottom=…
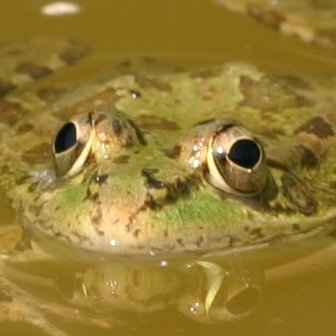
left=228, top=139, right=261, bottom=169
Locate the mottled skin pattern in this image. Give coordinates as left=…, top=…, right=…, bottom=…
left=0, top=41, right=336, bottom=257
left=213, top=0, right=336, bottom=49
left=0, top=13, right=335, bottom=332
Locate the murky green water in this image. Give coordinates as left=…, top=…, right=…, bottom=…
left=1, top=1, right=336, bottom=335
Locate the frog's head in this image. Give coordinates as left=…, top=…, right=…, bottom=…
left=32, top=106, right=334, bottom=256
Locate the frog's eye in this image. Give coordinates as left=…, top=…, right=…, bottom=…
left=54, top=122, right=77, bottom=153
left=52, top=115, right=94, bottom=177
left=207, top=124, right=268, bottom=195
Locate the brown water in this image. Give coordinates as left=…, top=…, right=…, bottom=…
left=1, top=1, right=336, bottom=335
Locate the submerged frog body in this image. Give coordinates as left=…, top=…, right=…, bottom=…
left=0, top=39, right=336, bottom=256
left=214, top=0, right=336, bottom=50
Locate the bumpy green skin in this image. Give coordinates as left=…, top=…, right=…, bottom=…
left=1, top=40, right=336, bottom=256
left=214, top=0, right=336, bottom=49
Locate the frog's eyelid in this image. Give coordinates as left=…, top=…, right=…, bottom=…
left=63, top=130, right=94, bottom=177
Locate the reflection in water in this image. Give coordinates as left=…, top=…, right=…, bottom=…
left=0, top=217, right=333, bottom=336
left=1, top=222, right=333, bottom=336
left=80, top=259, right=262, bottom=322
left=0, top=223, right=265, bottom=335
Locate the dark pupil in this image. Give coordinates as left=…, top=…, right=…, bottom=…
left=228, top=139, right=260, bottom=169
left=54, top=122, right=77, bottom=153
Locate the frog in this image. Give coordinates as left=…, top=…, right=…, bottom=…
left=213, top=0, right=336, bottom=50
left=0, top=26, right=336, bottom=333
left=1, top=39, right=336, bottom=257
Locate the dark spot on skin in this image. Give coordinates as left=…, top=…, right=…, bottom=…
left=292, top=223, right=301, bottom=231
left=165, top=145, right=181, bottom=159
left=133, top=229, right=141, bottom=238
left=164, top=186, right=177, bottom=202
left=228, top=235, right=241, bottom=246
left=112, top=119, right=123, bottom=135
left=118, top=60, right=132, bottom=69
left=21, top=143, right=50, bottom=164
left=127, top=119, right=147, bottom=145
left=54, top=231, right=65, bottom=239
left=141, top=168, right=165, bottom=189
left=95, top=113, right=107, bottom=125
left=28, top=182, right=37, bottom=192
left=299, top=146, right=319, bottom=167
left=246, top=2, right=336, bottom=50
left=14, top=229, right=32, bottom=251
left=239, top=75, right=310, bottom=111
left=250, top=228, right=264, bottom=239
left=92, top=174, right=108, bottom=186
left=281, top=173, right=317, bottom=215
left=144, top=193, right=159, bottom=210
left=195, top=236, right=204, bottom=247
left=193, top=118, right=216, bottom=127
left=85, top=187, right=92, bottom=200
left=175, top=178, right=190, bottom=195
left=142, top=56, right=155, bottom=63
left=295, top=116, right=334, bottom=139
left=16, top=62, right=52, bottom=79
left=328, top=228, right=336, bottom=240
left=0, top=101, right=28, bottom=126
left=91, top=192, right=99, bottom=201
left=124, top=134, right=135, bottom=148
left=142, top=171, right=197, bottom=209
left=267, top=143, right=319, bottom=170
left=37, top=87, right=66, bottom=102
left=176, top=238, right=184, bottom=247
left=28, top=204, right=43, bottom=216
left=163, top=230, right=168, bottom=238
left=3, top=47, right=23, bottom=57
left=16, top=123, right=34, bottom=135
left=82, top=114, right=91, bottom=128
left=137, top=77, right=172, bottom=92
left=134, top=114, right=180, bottom=131
left=247, top=4, right=285, bottom=29
left=91, top=210, right=103, bottom=226
left=190, top=68, right=222, bottom=79
left=275, top=76, right=312, bottom=91
left=0, top=79, right=15, bottom=97
left=59, top=42, right=88, bottom=64
left=130, top=89, right=141, bottom=98
left=314, top=28, right=336, bottom=49
left=112, top=155, right=130, bottom=164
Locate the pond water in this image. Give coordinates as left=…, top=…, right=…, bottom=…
left=1, top=1, right=336, bottom=335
